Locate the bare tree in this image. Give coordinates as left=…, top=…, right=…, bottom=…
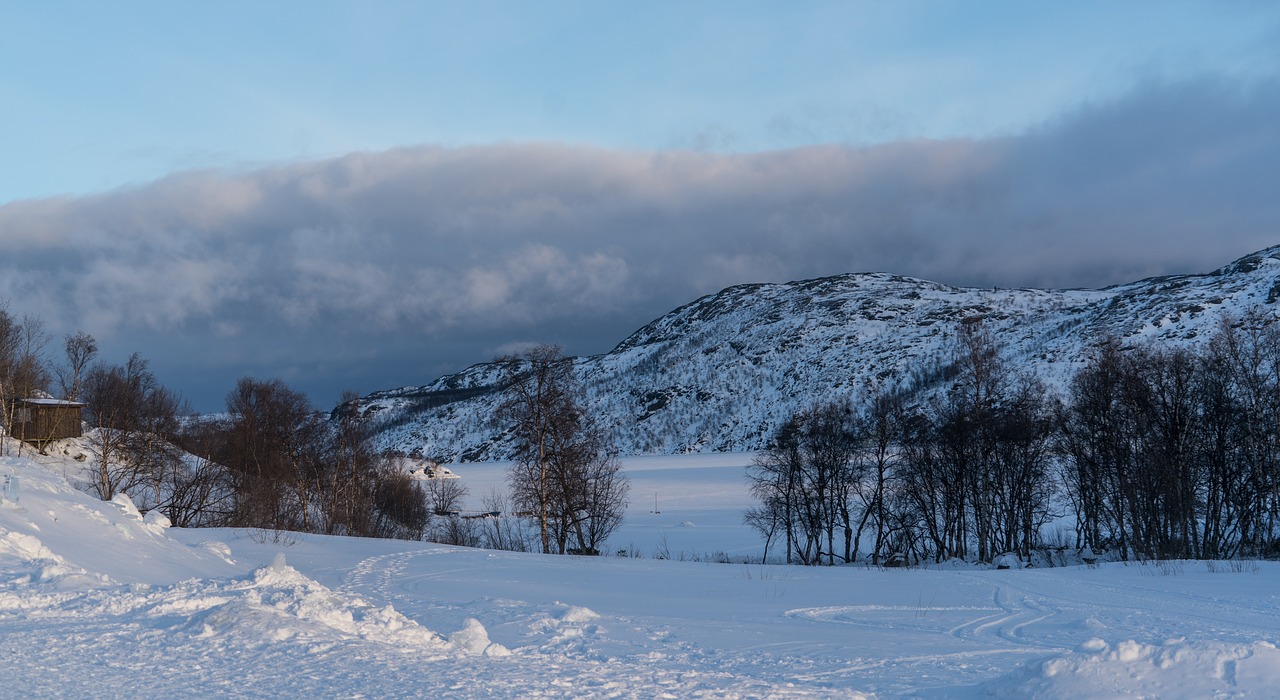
left=424, top=474, right=469, bottom=515
left=553, top=426, right=629, bottom=554
left=499, top=345, right=572, bottom=553
left=58, top=331, right=98, bottom=402
left=857, top=391, right=901, bottom=565
left=221, top=377, right=323, bottom=530
left=499, top=345, right=629, bottom=555
left=80, top=353, right=182, bottom=501
left=323, top=391, right=385, bottom=536
left=0, top=307, right=20, bottom=454
left=370, top=467, right=429, bottom=540
left=747, top=417, right=803, bottom=563
left=743, top=501, right=784, bottom=564
left=747, top=400, right=861, bottom=565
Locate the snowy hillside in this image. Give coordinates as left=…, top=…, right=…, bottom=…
left=3, top=446, right=1280, bottom=697
left=363, top=245, right=1280, bottom=461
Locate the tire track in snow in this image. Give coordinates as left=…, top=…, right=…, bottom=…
left=954, top=569, right=1280, bottom=648
left=946, top=585, right=1061, bottom=649
left=780, top=580, right=1069, bottom=690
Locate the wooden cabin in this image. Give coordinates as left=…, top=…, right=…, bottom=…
left=5, top=398, right=85, bottom=443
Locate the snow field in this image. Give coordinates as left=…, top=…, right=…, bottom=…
left=2, top=448, right=1280, bottom=697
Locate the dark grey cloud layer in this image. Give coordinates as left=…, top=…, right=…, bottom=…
left=2, top=76, right=1277, bottom=411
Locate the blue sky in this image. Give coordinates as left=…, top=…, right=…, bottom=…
left=2, top=2, right=1279, bottom=411
left=4, top=2, right=1274, bottom=201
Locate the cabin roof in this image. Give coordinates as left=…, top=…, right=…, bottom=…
left=16, top=398, right=85, bottom=407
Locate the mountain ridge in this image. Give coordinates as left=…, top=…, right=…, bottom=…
left=359, top=244, right=1280, bottom=461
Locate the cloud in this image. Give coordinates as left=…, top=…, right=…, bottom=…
left=1, top=74, right=1277, bottom=409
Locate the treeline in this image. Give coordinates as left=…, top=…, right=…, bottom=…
left=177, top=381, right=429, bottom=539
left=749, top=311, right=1280, bottom=565
left=0, top=304, right=427, bottom=540
left=2, top=305, right=628, bottom=552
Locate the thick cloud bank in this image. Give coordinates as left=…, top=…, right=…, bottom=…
left=2, top=77, right=1277, bottom=410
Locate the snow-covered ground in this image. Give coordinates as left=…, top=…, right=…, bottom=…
left=2, top=447, right=1279, bottom=698
left=454, top=453, right=764, bottom=561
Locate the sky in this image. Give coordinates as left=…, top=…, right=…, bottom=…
left=1, top=1, right=1279, bottom=412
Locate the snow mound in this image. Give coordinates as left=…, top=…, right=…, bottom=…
left=0, top=528, right=108, bottom=591
left=110, top=492, right=142, bottom=520
left=559, top=605, right=600, bottom=623
left=993, top=552, right=1024, bottom=569
left=449, top=617, right=511, bottom=657
left=0, top=530, right=58, bottom=562
left=199, top=540, right=235, bottom=564
left=0, top=454, right=242, bottom=585
left=986, top=638, right=1280, bottom=698
left=181, top=553, right=448, bottom=652
left=0, top=454, right=450, bottom=659
left=143, top=509, right=171, bottom=530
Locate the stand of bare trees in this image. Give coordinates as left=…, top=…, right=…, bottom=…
left=69, top=349, right=232, bottom=527
left=896, top=322, right=1057, bottom=564
left=499, top=345, right=629, bottom=555
left=159, top=417, right=236, bottom=527
left=204, top=378, right=428, bottom=539
left=746, top=400, right=864, bottom=565
left=0, top=304, right=427, bottom=541
left=750, top=323, right=1057, bottom=567
left=1059, top=313, right=1280, bottom=560
left=748, top=314, right=1280, bottom=566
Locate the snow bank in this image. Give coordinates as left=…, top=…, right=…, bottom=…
left=559, top=605, right=600, bottom=624
left=0, top=452, right=448, bottom=656
left=987, top=637, right=1280, bottom=698
left=0, top=454, right=237, bottom=584
left=0, top=526, right=109, bottom=594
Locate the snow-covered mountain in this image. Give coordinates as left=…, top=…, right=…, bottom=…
left=362, top=245, right=1280, bottom=461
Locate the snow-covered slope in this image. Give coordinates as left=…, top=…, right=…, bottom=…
left=0, top=446, right=494, bottom=696
left=364, top=245, right=1280, bottom=461
left=4, top=447, right=1280, bottom=698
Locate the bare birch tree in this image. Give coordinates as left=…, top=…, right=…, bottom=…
left=499, top=345, right=628, bottom=555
